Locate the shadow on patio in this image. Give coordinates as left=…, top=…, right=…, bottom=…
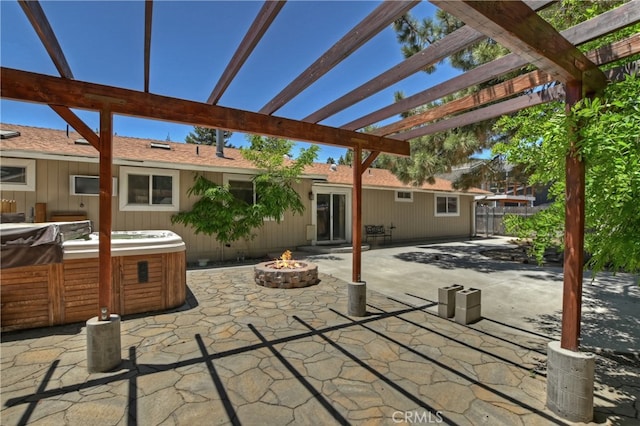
left=2, top=267, right=638, bottom=425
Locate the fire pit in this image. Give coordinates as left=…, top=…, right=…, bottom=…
left=254, top=250, right=319, bottom=289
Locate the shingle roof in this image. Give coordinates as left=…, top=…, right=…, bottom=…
left=0, top=123, right=487, bottom=194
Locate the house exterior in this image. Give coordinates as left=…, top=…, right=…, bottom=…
left=1, top=124, right=486, bottom=263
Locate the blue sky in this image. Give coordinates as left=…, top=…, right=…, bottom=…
left=0, top=1, right=464, bottom=162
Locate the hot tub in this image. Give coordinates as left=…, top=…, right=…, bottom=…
left=63, top=230, right=186, bottom=259
left=1, top=225, right=186, bottom=331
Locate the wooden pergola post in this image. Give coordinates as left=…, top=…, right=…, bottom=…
left=352, top=145, right=362, bottom=283
left=98, top=108, right=113, bottom=320
left=560, top=80, right=585, bottom=351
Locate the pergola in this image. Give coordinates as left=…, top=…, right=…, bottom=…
left=1, top=0, right=639, bottom=355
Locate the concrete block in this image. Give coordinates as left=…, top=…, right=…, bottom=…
left=348, top=281, right=367, bottom=317
left=438, top=284, right=464, bottom=318
left=546, top=341, right=595, bottom=423
left=86, top=314, right=122, bottom=373
left=455, top=288, right=481, bottom=324
left=456, top=288, right=481, bottom=308
left=455, top=305, right=481, bottom=325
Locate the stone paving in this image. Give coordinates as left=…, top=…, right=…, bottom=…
left=1, top=266, right=638, bottom=425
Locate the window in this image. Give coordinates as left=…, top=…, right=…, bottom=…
left=119, top=166, right=179, bottom=211
left=224, top=174, right=257, bottom=205
left=224, top=174, right=282, bottom=221
left=70, top=175, right=117, bottom=196
left=395, top=190, right=413, bottom=202
left=435, top=195, right=459, bottom=216
left=230, top=179, right=255, bottom=205
left=0, top=158, right=35, bottom=191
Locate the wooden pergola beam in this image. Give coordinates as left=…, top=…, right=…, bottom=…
left=392, top=60, right=637, bottom=141
left=395, top=84, right=566, bottom=141
left=304, top=24, right=485, bottom=124
left=49, top=105, right=100, bottom=150
left=585, top=32, right=640, bottom=65
left=344, top=0, right=640, bottom=131
left=18, top=0, right=73, bottom=79
left=303, top=0, right=554, bottom=124
left=207, top=1, right=286, bottom=105
left=373, top=34, right=640, bottom=137
left=430, top=1, right=607, bottom=91
left=1, top=67, right=410, bottom=157
left=374, top=69, right=553, bottom=137
left=361, top=151, right=380, bottom=171
left=259, top=0, right=418, bottom=115
left=144, top=0, right=153, bottom=93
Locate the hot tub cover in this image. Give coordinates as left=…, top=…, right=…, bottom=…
left=1, top=224, right=63, bottom=269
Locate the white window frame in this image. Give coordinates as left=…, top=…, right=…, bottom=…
left=119, top=166, right=180, bottom=212
left=0, top=158, right=36, bottom=191
left=435, top=194, right=460, bottom=217
left=395, top=190, right=413, bottom=202
left=70, top=175, right=117, bottom=196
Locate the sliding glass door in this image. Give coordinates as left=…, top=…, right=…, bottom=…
left=316, top=192, right=347, bottom=243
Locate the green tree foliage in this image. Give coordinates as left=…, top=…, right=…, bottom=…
left=171, top=136, right=318, bottom=245
left=495, top=74, right=640, bottom=273
left=242, top=135, right=318, bottom=222
left=185, top=126, right=233, bottom=146
left=170, top=175, right=263, bottom=244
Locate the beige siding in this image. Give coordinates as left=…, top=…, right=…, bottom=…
left=1, top=158, right=314, bottom=262
left=1, top=157, right=474, bottom=261
left=362, top=188, right=473, bottom=241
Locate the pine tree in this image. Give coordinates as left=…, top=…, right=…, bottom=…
left=185, top=126, right=233, bottom=146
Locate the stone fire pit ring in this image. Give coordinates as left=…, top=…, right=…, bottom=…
left=254, top=261, right=319, bottom=289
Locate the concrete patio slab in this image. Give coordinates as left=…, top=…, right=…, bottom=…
left=303, top=236, right=640, bottom=355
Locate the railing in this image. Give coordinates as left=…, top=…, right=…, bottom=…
left=475, top=205, right=545, bottom=236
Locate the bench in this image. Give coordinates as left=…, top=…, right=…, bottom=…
left=364, top=225, right=392, bottom=244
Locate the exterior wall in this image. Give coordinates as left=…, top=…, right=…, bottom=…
left=361, top=188, right=474, bottom=241
left=0, top=156, right=475, bottom=261
left=0, top=157, right=314, bottom=262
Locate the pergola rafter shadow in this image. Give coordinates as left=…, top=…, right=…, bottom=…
left=5, top=299, right=552, bottom=425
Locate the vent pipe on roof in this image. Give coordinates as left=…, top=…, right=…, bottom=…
left=216, top=129, right=224, bottom=158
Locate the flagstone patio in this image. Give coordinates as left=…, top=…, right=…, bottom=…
left=1, top=266, right=638, bottom=425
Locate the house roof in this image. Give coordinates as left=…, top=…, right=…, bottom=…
left=0, top=123, right=487, bottom=195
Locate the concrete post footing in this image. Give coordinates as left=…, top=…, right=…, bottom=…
left=86, top=314, right=122, bottom=373
left=348, top=281, right=367, bottom=316
left=546, top=341, right=595, bottom=423
left=438, top=284, right=464, bottom=318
